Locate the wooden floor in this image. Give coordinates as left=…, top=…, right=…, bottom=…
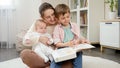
left=0, top=45, right=120, bottom=63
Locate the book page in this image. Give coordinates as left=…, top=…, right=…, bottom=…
left=73, top=44, right=95, bottom=52
left=52, top=47, right=76, bottom=62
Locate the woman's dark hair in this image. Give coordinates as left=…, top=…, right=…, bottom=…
left=39, top=2, right=55, bottom=17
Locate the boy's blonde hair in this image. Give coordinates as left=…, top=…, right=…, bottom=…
left=55, top=4, right=70, bottom=18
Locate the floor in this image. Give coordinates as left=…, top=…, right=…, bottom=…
left=0, top=48, right=19, bottom=62
left=83, top=45, right=120, bottom=63
left=0, top=45, right=120, bottom=63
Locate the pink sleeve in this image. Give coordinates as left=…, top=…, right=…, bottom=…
left=71, top=23, right=80, bottom=38
left=73, top=23, right=85, bottom=40
left=53, top=25, right=61, bottom=44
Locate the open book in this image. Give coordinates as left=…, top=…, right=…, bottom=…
left=52, top=44, right=95, bottom=62
left=73, top=44, right=95, bottom=52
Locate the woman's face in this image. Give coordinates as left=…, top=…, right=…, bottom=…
left=43, top=9, right=56, bottom=25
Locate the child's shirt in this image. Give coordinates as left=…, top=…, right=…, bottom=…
left=53, top=22, right=80, bottom=44
left=63, top=25, right=74, bottom=43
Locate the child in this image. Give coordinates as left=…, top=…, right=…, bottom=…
left=51, top=4, right=89, bottom=68
left=24, top=19, right=54, bottom=63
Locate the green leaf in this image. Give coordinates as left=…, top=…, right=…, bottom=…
left=105, top=0, right=118, bottom=12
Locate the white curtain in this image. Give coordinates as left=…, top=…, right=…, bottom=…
left=0, top=0, right=15, bottom=48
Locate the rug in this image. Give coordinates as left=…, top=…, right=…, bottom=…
left=0, top=55, right=120, bottom=68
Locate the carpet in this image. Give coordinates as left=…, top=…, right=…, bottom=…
left=0, top=55, right=120, bottom=68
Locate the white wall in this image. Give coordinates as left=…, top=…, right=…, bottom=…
left=15, top=0, right=41, bottom=33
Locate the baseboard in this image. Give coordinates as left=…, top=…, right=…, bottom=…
left=0, top=41, right=15, bottom=48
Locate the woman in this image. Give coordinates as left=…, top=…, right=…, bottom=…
left=21, top=2, right=74, bottom=68
left=20, top=2, right=88, bottom=68
left=20, top=2, right=56, bottom=68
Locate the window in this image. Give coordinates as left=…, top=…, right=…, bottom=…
left=0, top=0, right=15, bottom=48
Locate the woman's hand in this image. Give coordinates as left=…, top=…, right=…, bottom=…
left=39, top=36, right=49, bottom=45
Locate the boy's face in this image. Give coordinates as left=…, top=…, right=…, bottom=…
left=58, top=12, right=70, bottom=26
left=36, top=22, right=47, bottom=34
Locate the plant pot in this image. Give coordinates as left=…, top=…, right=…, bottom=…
left=108, top=11, right=117, bottom=19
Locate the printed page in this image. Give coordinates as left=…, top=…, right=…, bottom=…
left=73, top=44, right=95, bottom=52
left=52, top=47, right=76, bottom=62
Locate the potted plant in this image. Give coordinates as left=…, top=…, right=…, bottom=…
left=105, top=0, right=118, bottom=19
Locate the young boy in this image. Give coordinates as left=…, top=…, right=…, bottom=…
left=24, top=19, right=54, bottom=63
left=51, top=4, right=89, bottom=68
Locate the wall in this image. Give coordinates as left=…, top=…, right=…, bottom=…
left=15, top=0, right=41, bottom=33
left=13, top=0, right=113, bottom=45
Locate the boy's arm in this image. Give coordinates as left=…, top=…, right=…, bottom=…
left=53, top=25, right=74, bottom=48
left=55, top=41, right=74, bottom=48
left=72, top=23, right=90, bottom=44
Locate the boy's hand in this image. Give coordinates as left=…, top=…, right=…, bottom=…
left=68, top=41, right=75, bottom=47
left=73, top=39, right=80, bottom=45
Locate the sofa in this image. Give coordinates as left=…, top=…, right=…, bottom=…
left=16, top=29, right=32, bottom=52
